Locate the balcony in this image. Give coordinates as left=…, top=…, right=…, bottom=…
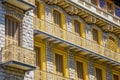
left=2, top=0, right=35, bottom=11
left=34, top=17, right=120, bottom=64
left=35, top=70, right=71, bottom=80
left=66, top=0, right=120, bottom=27
left=1, top=45, right=36, bottom=71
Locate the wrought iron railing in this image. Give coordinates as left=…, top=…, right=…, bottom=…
left=2, top=45, right=36, bottom=66
left=34, top=17, right=120, bottom=62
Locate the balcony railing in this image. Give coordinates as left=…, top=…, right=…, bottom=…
left=34, top=17, right=120, bottom=62
left=34, top=70, right=71, bottom=80
left=68, top=0, right=120, bottom=26
left=1, top=45, right=36, bottom=70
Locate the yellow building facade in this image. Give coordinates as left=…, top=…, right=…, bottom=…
left=34, top=0, right=120, bottom=80
left=0, top=0, right=120, bottom=80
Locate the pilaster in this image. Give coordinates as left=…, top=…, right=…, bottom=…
left=46, top=41, right=54, bottom=80
left=88, top=60, right=94, bottom=80
left=68, top=51, right=76, bottom=79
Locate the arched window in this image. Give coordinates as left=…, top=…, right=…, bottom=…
left=5, top=16, right=20, bottom=46
left=53, top=10, right=61, bottom=27
left=74, top=20, right=81, bottom=36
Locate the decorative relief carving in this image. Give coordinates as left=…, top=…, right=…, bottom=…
left=107, top=39, right=117, bottom=52
left=85, top=16, right=96, bottom=24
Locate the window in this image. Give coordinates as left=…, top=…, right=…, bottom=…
left=92, top=29, right=99, bottom=43
left=55, top=53, right=63, bottom=76
left=74, top=20, right=81, bottom=35
left=99, top=0, right=105, bottom=8
left=53, top=10, right=61, bottom=27
left=113, top=74, right=119, bottom=80
left=91, top=0, right=98, bottom=6
left=106, top=2, right=113, bottom=14
left=5, top=16, right=20, bottom=46
left=34, top=46, right=40, bottom=67
left=34, top=1, right=39, bottom=17
left=96, top=68, right=102, bottom=80
left=76, top=61, right=84, bottom=80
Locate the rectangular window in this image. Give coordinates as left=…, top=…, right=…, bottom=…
left=34, top=46, right=40, bottom=67
left=92, top=29, right=99, bottom=43
left=74, top=20, right=81, bottom=35
left=96, top=68, right=102, bottom=80
left=113, top=74, right=119, bottom=80
left=55, top=53, right=63, bottom=76
left=5, top=16, right=20, bottom=46
left=76, top=61, right=84, bottom=80
left=53, top=10, right=61, bottom=27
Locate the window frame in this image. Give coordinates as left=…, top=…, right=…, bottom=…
left=91, top=27, right=102, bottom=45
left=75, top=55, right=88, bottom=80
left=34, top=46, right=41, bottom=67
left=34, top=40, right=46, bottom=71
left=5, top=15, right=20, bottom=46
left=55, top=53, right=64, bottom=76
left=76, top=61, right=84, bottom=80
left=53, top=10, right=62, bottom=28
left=112, top=70, right=120, bottom=80
left=94, top=64, right=106, bottom=80
left=113, top=74, right=119, bottom=80
left=53, top=49, right=67, bottom=77
left=73, top=20, right=81, bottom=36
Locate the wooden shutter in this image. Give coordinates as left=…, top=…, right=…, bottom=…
left=92, top=29, right=99, bottom=43
left=55, top=53, right=63, bottom=76
left=96, top=68, right=102, bottom=80
left=74, top=20, right=80, bottom=35
left=34, top=46, right=40, bottom=67
left=113, top=74, right=119, bottom=80
left=5, top=16, right=20, bottom=46
left=76, top=61, right=84, bottom=80
left=53, top=10, right=61, bottom=27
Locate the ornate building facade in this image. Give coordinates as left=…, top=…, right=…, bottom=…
left=0, top=0, right=35, bottom=80
left=0, top=0, right=120, bottom=80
